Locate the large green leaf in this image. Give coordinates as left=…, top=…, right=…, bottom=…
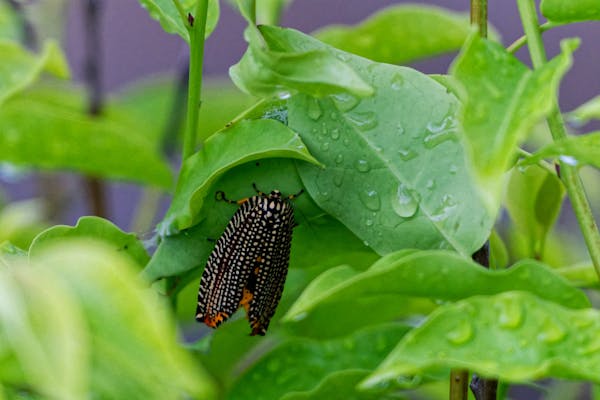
left=0, top=241, right=215, bottom=399
left=137, top=0, right=219, bottom=43
left=567, top=95, right=600, bottom=126
left=505, top=164, right=565, bottom=259
left=228, top=324, right=409, bottom=400
left=0, top=40, right=69, bottom=106
left=257, top=26, right=492, bottom=255
left=362, top=291, right=600, bottom=389
left=541, top=0, right=600, bottom=22
left=0, top=90, right=173, bottom=188
left=230, top=25, right=373, bottom=99
left=315, top=5, right=473, bottom=65
left=157, top=119, right=320, bottom=235
left=284, top=251, right=589, bottom=337
left=451, top=36, right=576, bottom=212
left=520, top=131, right=600, bottom=170
left=29, top=216, right=149, bottom=267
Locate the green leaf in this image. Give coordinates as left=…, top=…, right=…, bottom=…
left=315, top=5, right=474, bottom=65
left=362, top=291, right=600, bottom=389
left=520, top=131, right=600, bottom=170
left=451, top=36, right=576, bottom=213
left=0, top=89, right=173, bottom=188
left=230, top=25, right=373, bottom=99
left=228, top=324, right=409, bottom=400
left=29, top=216, right=149, bottom=267
left=541, top=0, right=600, bottom=22
left=0, top=2, right=21, bottom=41
left=0, top=241, right=26, bottom=268
left=284, top=251, right=589, bottom=337
left=275, top=27, right=491, bottom=255
left=137, top=0, right=219, bottom=43
left=556, top=262, right=598, bottom=287
left=257, top=0, right=293, bottom=25
left=505, top=164, right=565, bottom=258
left=0, top=40, right=69, bottom=106
left=0, top=198, right=49, bottom=250
left=567, top=95, right=600, bottom=126
left=157, top=118, right=320, bottom=235
left=1, top=241, right=216, bottom=399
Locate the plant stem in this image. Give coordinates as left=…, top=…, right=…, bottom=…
left=182, top=0, right=210, bottom=160
left=450, top=370, right=469, bottom=400
left=470, top=0, right=488, bottom=38
left=506, top=22, right=560, bottom=54
left=83, top=0, right=107, bottom=218
left=517, top=0, right=600, bottom=279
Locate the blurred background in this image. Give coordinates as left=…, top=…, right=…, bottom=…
left=2, top=0, right=599, bottom=252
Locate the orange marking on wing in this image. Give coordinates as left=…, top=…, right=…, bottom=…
left=203, top=311, right=229, bottom=328
left=239, top=288, right=254, bottom=313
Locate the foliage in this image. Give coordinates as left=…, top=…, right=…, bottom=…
left=1, top=0, right=600, bottom=399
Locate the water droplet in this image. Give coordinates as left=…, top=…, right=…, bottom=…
left=396, top=123, right=405, bottom=135
left=355, top=159, right=371, bottom=172
left=331, top=129, right=340, bottom=140
left=431, top=194, right=456, bottom=222
left=446, top=319, right=473, bottom=345
left=449, top=165, right=458, bottom=174
left=392, top=183, right=419, bottom=218
left=331, top=92, right=360, bottom=112
left=346, top=111, right=378, bottom=131
left=307, top=98, right=322, bottom=120
left=390, top=74, right=404, bottom=90
left=291, top=312, right=307, bottom=321
left=423, top=116, right=457, bottom=149
left=398, top=148, right=417, bottom=161
left=320, top=142, right=330, bottom=151
left=365, top=218, right=374, bottom=226
left=359, top=189, right=381, bottom=211
left=426, top=179, right=435, bottom=190
left=537, top=317, right=566, bottom=344
left=496, top=295, right=523, bottom=329
left=343, top=138, right=350, bottom=147
left=330, top=111, right=338, bottom=121
left=335, top=153, right=344, bottom=164
left=559, top=155, right=578, bottom=166
left=277, top=91, right=291, bottom=100
left=311, top=128, right=318, bottom=134
left=336, top=52, right=350, bottom=62
left=333, top=170, right=344, bottom=187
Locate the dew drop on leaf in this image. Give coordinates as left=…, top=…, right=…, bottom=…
left=431, top=194, right=457, bottom=222
left=398, top=148, right=417, bottom=161
left=346, top=111, right=378, bottom=131
left=307, top=98, right=322, bottom=120
left=391, top=73, right=404, bottom=90
left=396, top=122, right=405, bottom=135
left=359, top=189, right=381, bottom=211
left=335, top=153, right=344, bottom=164
left=537, top=316, right=567, bottom=344
left=559, top=155, right=578, bottom=166
left=445, top=319, right=473, bottom=345
left=495, top=295, right=523, bottom=329
left=426, top=179, right=435, bottom=190
left=333, top=170, right=344, bottom=187
left=331, top=92, right=360, bottom=112
left=355, top=159, right=371, bottom=172
left=320, top=142, right=330, bottom=151
left=331, top=128, right=340, bottom=140
left=392, top=183, right=419, bottom=218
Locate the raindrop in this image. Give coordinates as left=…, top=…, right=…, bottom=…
left=537, top=317, right=566, bottom=344
left=330, top=111, right=338, bottom=121
left=320, top=142, right=330, bottom=151
left=559, top=155, right=578, bottom=166
left=355, top=159, right=371, bottom=172
left=445, top=319, right=473, bottom=345
left=391, top=73, right=404, bottom=90
left=277, top=91, right=292, bottom=100
left=496, top=295, right=523, bottom=329
left=365, top=218, right=374, bottom=227
left=346, top=111, right=378, bottom=131
left=449, top=165, right=458, bottom=174
left=359, top=189, right=381, bottom=211
left=426, top=179, right=435, bottom=190
left=331, top=129, right=340, bottom=140
left=423, top=116, right=457, bottom=149
left=291, top=312, right=307, bottom=321
left=333, top=170, right=344, bottom=187
left=336, top=53, right=350, bottom=62
left=431, top=194, right=457, bottom=222
left=392, top=183, right=419, bottom=218
left=307, top=98, right=322, bottom=120
left=396, top=123, right=405, bottom=135
left=331, top=92, right=360, bottom=112
left=335, top=153, right=344, bottom=164
left=398, top=148, right=417, bottom=161
left=343, top=138, right=350, bottom=147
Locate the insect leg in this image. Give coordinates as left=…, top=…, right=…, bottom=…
left=288, top=188, right=304, bottom=200
left=215, top=190, right=249, bottom=205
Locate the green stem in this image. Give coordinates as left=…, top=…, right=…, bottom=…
left=182, top=0, right=210, bottom=159
left=450, top=370, right=469, bottom=400
left=517, top=0, right=600, bottom=279
left=506, top=22, right=561, bottom=54
left=470, top=0, right=488, bottom=38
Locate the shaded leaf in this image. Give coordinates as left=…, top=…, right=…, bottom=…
left=541, top=0, right=600, bottom=23
left=0, top=90, right=173, bottom=188
left=362, top=292, right=600, bottom=389
left=269, top=26, right=492, bottom=255
left=451, top=36, right=576, bottom=212
left=284, top=251, right=589, bottom=336
left=0, top=199, right=48, bottom=250
left=0, top=40, right=68, bottom=105
left=0, top=2, right=21, bottom=41
left=0, top=241, right=26, bottom=268
left=505, top=164, right=565, bottom=258
left=137, top=0, right=219, bottom=43
left=228, top=324, right=409, bottom=400
left=567, top=95, right=600, bottom=126
left=157, top=119, right=320, bottom=235
left=315, top=5, right=474, bottom=65
left=520, top=131, right=600, bottom=170
left=1, top=241, right=216, bottom=399
left=29, top=216, right=149, bottom=267
left=230, top=25, right=373, bottom=99
left=556, top=262, right=598, bottom=287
